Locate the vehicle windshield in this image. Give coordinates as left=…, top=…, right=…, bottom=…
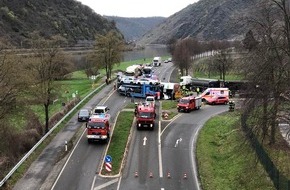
left=147, top=98, right=154, bottom=101
left=143, top=69, right=151, bottom=74
left=139, top=112, right=154, bottom=118
left=88, top=122, right=106, bottom=129
left=179, top=99, right=189, bottom=104
left=94, top=109, right=104, bottom=114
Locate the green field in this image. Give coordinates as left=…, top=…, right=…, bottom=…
left=196, top=112, right=275, bottom=190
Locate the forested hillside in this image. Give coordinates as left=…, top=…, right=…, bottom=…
left=138, top=0, right=259, bottom=45
left=0, top=0, right=120, bottom=47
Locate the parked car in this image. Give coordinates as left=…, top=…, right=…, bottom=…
left=77, top=108, right=91, bottom=122
left=206, top=96, right=229, bottom=105
left=135, top=77, right=159, bottom=85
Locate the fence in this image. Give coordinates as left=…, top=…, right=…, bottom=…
left=241, top=105, right=290, bottom=189
left=0, top=82, right=106, bottom=187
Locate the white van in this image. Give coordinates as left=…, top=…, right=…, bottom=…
left=92, top=105, right=110, bottom=115
left=199, top=88, right=229, bottom=102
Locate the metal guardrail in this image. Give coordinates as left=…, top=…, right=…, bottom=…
left=0, top=83, right=106, bottom=187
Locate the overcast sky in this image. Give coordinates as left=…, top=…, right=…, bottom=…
left=77, top=0, right=199, bottom=17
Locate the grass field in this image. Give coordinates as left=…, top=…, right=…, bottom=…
left=102, top=111, right=134, bottom=175
left=196, top=111, right=275, bottom=190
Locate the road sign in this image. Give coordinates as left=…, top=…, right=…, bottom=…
left=105, top=155, right=112, bottom=163
left=105, top=162, right=112, bottom=172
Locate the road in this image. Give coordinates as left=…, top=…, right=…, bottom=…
left=118, top=104, right=227, bottom=190
left=13, top=61, right=228, bottom=190
left=51, top=91, right=131, bottom=190
left=50, top=63, right=173, bottom=190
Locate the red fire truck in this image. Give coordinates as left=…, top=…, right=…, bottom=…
left=177, top=95, right=202, bottom=112
left=135, top=102, right=156, bottom=130
left=86, top=114, right=111, bottom=143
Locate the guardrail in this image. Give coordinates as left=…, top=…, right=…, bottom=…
left=0, top=82, right=106, bottom=187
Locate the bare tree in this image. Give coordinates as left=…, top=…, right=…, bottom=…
left=242, top=0, right=290, bottom=144
left=25, top=36, right=73, bottom=134
left=172, top=37, right=196, bottom=76
left=0, top=41, right=26, bottom=120
left=89, top=30, right=124, bottom=81
left=212, top=49, right=233, bottom=82
left=242, top=30, right=259, bottom=51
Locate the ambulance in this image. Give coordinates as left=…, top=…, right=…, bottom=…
left=199, top=88, right=229, bottom=103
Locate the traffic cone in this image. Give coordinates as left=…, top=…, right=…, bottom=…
left=134, top=171, right=138, bottom=177
left=183, top=173, right=187, bottom=179
left=149, top=171, right=153, bottom=178
left=167, top=172, right=171, bottom=178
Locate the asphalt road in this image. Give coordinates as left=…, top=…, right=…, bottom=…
left=118, top=103, right=227, bottom=190
left=51, top=90, right=132, bottom=190
left=13, top=61, right=229, bottom=190
left=12, top=79, right=118, bottom=190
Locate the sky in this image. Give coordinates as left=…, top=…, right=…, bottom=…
left=77, top=0, right=199, bottom=18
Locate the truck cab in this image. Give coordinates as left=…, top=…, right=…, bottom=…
left=153, top=57, right=162, bottom=67
left=135, top=102, right=156, bottom=130
left=180, top=76, right=192, bottom=86
left=86, top=114, right=111, bottom=143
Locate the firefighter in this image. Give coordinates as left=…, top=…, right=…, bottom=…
left=229, top=100, right=235, bottom=111
left=196, top=87, right=200, bottom=95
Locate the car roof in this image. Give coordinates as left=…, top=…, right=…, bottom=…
left=94, top=105, right=108, bottom=109
left=80, top=108, right=90, bottom=112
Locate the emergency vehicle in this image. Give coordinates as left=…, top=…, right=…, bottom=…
left=177, top=95, right=202, bottom=112
left=199, top=88, right=229, bottom=102
left=135, top=102, right=156, bottom=130
left=86, top=114, right=111, bottom=143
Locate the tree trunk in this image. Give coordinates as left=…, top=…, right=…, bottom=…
left=44, top=103, right=49, bottom=134
left=262, top=95, right=268, bottom=141
left=269, top=95, right=279, bottom=144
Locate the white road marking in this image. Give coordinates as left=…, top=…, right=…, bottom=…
left=174, top=138, right=182, bottom=147
left=158, top=120, right=163, bottom=178
left=191, top=125, right=202, bottom=190
left=90, top=175, right=96, bottom=190
left=51, top=127, right=87, bottom=190
left=143, top=136, right=147, bottom=146
left=93, top=178, right=119, bottom=190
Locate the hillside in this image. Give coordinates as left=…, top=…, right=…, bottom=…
left=105, top=16, right=165, bottom=42
left=0, top=0, right=120, bottom=47
left=137, top=0, right=258, bottom=45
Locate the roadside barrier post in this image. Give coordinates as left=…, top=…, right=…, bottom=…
left=65, top=141, right=68, bottom=152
